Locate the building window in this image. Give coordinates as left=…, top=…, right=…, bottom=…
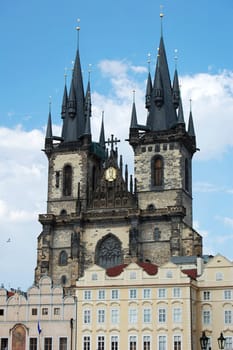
left=224, top=290, right=232, bottom=300
left=84, top=290, right=92, bottom=300
left=130, top=271, right=137, bottom=279
left=203, top=291, right=211, bottom=300
left=83, top=336, right=90, bottom=350
left=158, top=308, right=166, bottom=323
left=154, top=227, right=161, bottom=240
left=98, top=289, right=105, bottom=300
left=185, top=158, right=189, bottom=192
left=129, top=335, right=137, bottom=350
left=63, top=164, right=72, bottom=196
left=216, top=272, right=223, bottom=281
left=158, top=335, right=166, bottom=350
left=54, top=308, right=60, bottom=315
left=225, top=337, right=233, bottom=349
left=0, top=309, right=4, bottom=316
left=173, top=308, right=182, bottom=323
left=143, top=308, right=152, bottom=323
left=111, top=335, right=119, bottom=350
left=83, top=309, right=91, bottom=324
left=1, top=338, right=8, bottom=350
left=111, top=309, right=119, bottom=324
left=158, top=288, right=166, bottom=298
left=42, top=308, right=48, bottom=315
left=32, top=308, right=38, bottom=316
left=129, top=289, right=137, bottom=299
left=97, top=309, right=105, bottom=324
left=203, top=310, right=211, bottom=325
left=166, top=270, right=173, bottom=278
left=111, top=289, right=119, bottom=300
left=59, top=337, right=67, bottom=350
left=61, top=275, right=67, bottom=285
left=143, top=288, right=151, bottom=299
left=44, top=338, right=52, bottom=350
left=174, top=335, right=182, bottom=350
left=97, top=336, right=105, bottom=350
left=152, top=156, right=163, bottom=187
left=224, top=310, right=232, bottom=324
left=173, top=288, right=181, bottom=298
left=59, top=250, right=68, bottom=266
left=143, top=335, right=151, bottom=350
left=92, top=273, right=98, bottom=280
left=29, top=338, right=37, bottom=350
left=129, top=308, right=138, bottom=324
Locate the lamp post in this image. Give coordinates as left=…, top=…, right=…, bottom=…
left=217, top=332, right=226, bottom=350
left=200, top=331, right=209, bottom=350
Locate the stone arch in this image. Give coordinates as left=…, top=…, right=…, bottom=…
left=95, top=233, right=123, bottom=269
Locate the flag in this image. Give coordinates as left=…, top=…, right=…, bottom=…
left=37, top=321, right=42, bottom=334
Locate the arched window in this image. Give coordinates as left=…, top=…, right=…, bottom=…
left=95, top=234, right=122, bottom=269
left=63, top=165, right=72, bottom=196
left=59, top=250, right=68, bottom=266
left=61, top=275, right=67, bottom=285
left=185, top=158, right=189, bottom=192
left=152, top=156, right=163, bottom=187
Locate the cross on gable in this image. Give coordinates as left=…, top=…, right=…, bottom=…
left=105, top=134, right=120, bottom=152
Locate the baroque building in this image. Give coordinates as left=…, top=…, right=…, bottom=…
left=34, top=24, right=202, bottom=292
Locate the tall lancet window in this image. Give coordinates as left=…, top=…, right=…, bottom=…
left=185, top=158, right=190, bottom=192
left=63, top=164, right=72, bottom=196
left=152, top=156, right=163, bottom=187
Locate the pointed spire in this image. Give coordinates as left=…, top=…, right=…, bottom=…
left=46, top=99, right=53, bottom=139
left=146, top=34, right=177, bottom=131
left=99, top=111, right=106, bottom=148
left=61, top=76, right=68, bottom=139
left=172, top=69, right=180, bottom=109
left=145, top=54, right=152, bottom=109
left=177, top=96, right=185, bottom=125
left=154, top=52, right=164, bottom=108
left=130, top=90, right=138, bottom=128
left=188, top=100, right=196, bottom=137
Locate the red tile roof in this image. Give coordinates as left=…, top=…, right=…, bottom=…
left=182, top=268, right=197, bottom=280
left=106, top=262, right=158, bottom=277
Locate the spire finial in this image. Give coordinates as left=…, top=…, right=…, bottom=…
left=88, top=63, right=92, bottom=82
left=160, top=5, right=164, bottom=36
left=49, top=96, right=52, bottom=113
left=76, top=18, right=81, bottom=49
left=147, top=53, right=151, bottom=73
left=174, top=49, right=178, bottom=69
left=189, top=98, right=192, bottom=112
left=133, top=90, right=136, bottom=103
left=64, top=67, right=68, bottom=85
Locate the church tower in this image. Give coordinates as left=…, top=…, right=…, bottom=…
left=129, top=27, right=201, bottom=263
left=35, top=22, right=202, bottom=292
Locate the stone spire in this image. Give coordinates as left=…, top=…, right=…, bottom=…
left=99, top=112, right=105, bottom=149
left=146, top=36, right=177, bottom=132
left=130, top=91, right=138, bottom=129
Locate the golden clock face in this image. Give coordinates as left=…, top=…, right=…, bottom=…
left=105, top=167, right=117, bottom=182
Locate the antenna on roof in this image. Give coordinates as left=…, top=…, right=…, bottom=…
left=160, top=5, right=164, bottom=36
left=76, top=18, right=81, bottom=49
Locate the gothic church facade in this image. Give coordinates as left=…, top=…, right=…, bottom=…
left=34, top=28, right=202, bottom=292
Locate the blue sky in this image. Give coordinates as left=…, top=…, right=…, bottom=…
left=0, top=0, right=233, bottom=290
